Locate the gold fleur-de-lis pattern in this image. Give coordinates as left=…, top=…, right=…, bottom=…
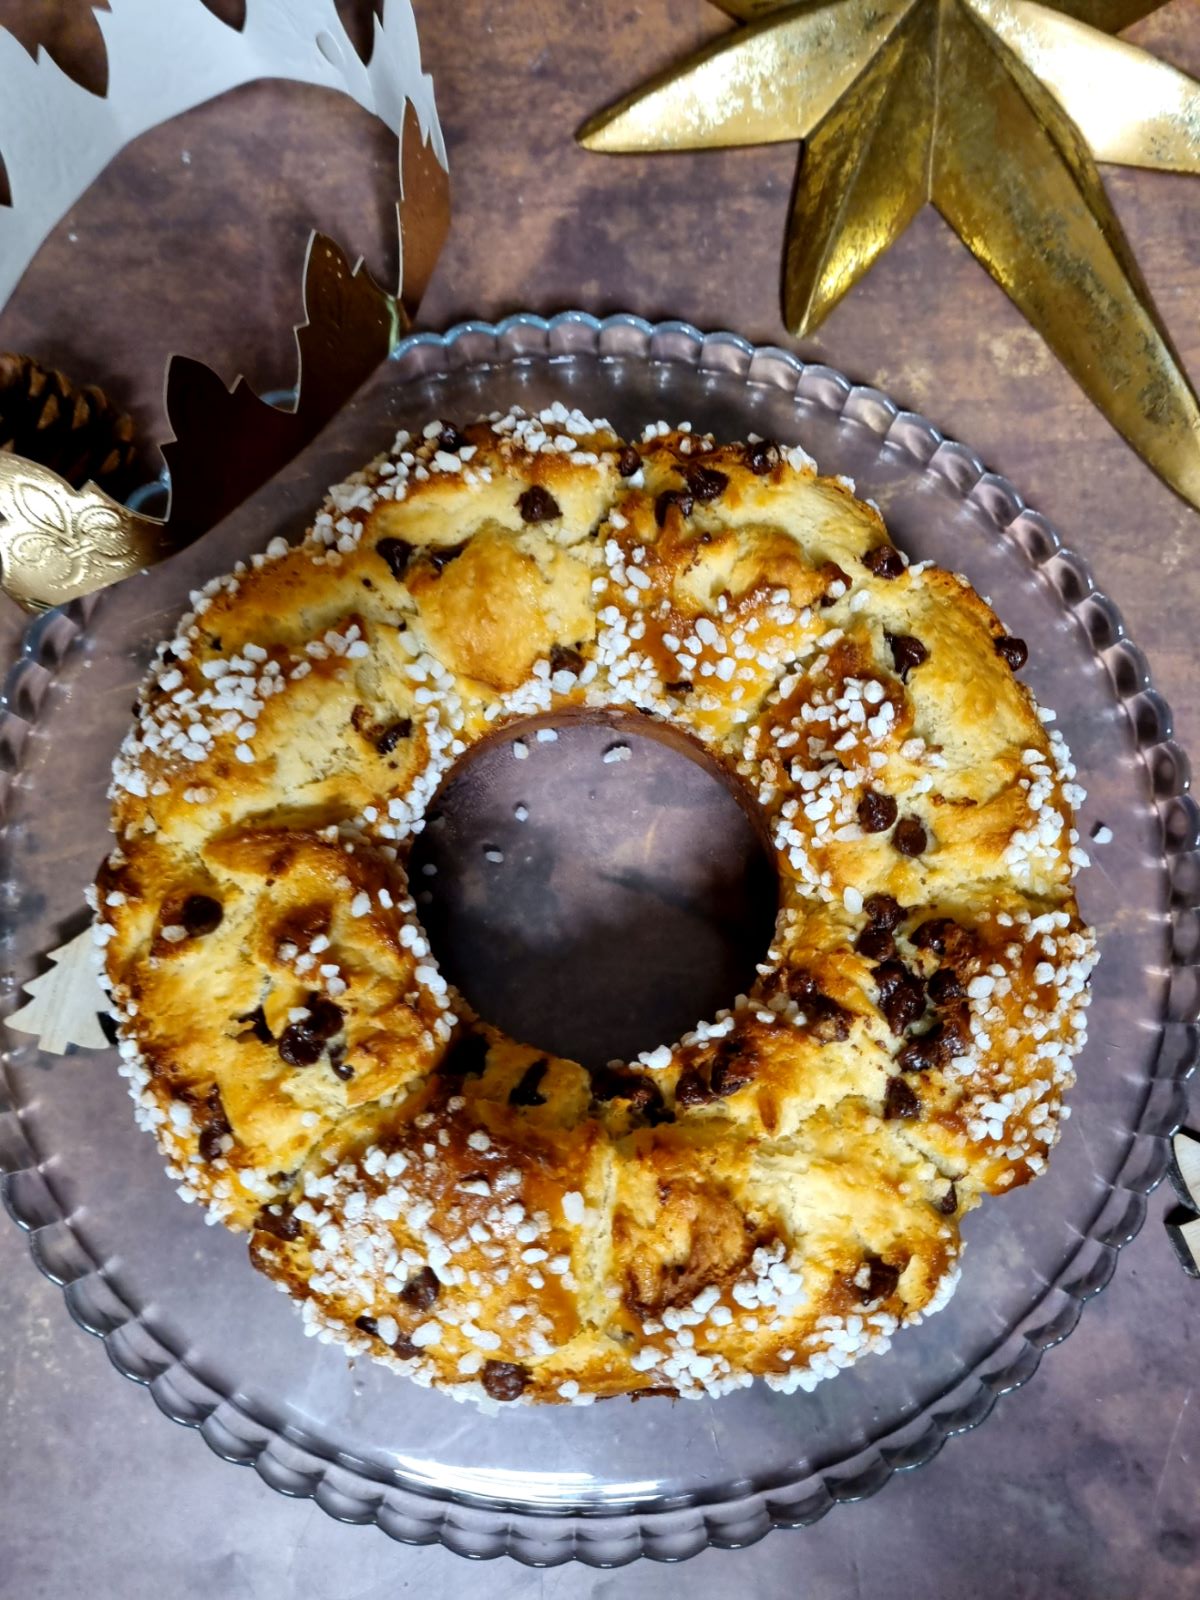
left=0, top=454, right=170, bottom=613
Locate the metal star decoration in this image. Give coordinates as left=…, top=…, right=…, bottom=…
left=579, top=1, right=1200, bottom=509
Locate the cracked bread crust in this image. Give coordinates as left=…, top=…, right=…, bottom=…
left=96, top=405, right=1096, bottom=1407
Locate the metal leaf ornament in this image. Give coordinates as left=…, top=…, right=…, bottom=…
left=579, top=0, right=1200, bottom=509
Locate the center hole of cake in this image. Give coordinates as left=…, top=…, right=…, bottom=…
left=408, top=712, right=779, bottom=1070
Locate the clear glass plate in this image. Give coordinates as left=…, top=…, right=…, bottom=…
left=2, top=314, right=1196, bottom=1567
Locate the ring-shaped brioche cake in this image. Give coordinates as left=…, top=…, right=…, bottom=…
left=95, top=406, right=1097, bottom=1408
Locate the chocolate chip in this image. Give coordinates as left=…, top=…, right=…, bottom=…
left=439, top=424, right=466, bottom=453
left=856, top=893, right=905, bottom=959
left=655, top=488, right=694, bottom=527
left=298, top=1000, right=341, bottom=1043
left=929, top=920, right=980, bottom=965
left=509, top=1057, right=549, bottom=1107
left=198, top=1089, right=231, bottom=1162
left=863, top=545, right=905, bottom=579
left=893, top=817, right=928, bottom=857
left=746, top=439, right=779, bottom=475
left=883, top=1075, right=920, bottom=1120
left=784, top=970, right=818, bottom=1005
left=811, top=998, right=852, bottom=1042
left=518, top=485, right=561, bottom=523
left=937, top=1003, right=972, bottom=1059
left=710, top=1049, right=755, bottom=1100
left=180, top=894, right=222, bottom=936
left=909, top=916, right=982, bottom=965
left=302, top=996, right=344, bottom=1039
left=897, top=1033, right=930, bottom=1073
left=427, top=541, right=467, bottom=573
left=376, top=537, right=413, bottom=580
left=858, top=1254, right=901, bottom=1304
left=855, top=922, right=895, bottom=961
left=863, top=893, right=904, bottom=930
left=329, top=1044, right=354, bottom=1081
left=935, top=1183, right=958, bottom=1216
left=873, top=959, right=927, bottom=1034
left=236, top=1005, right=273, bottom=1044
left=818, top=562, right=851, bottom=608
left=617, top=446, right=641, bottom=477
left=898, top=1018, right=961, bottom=1074
left=787, top=971, right=852, bottom=1041
left=400, top=1266, right=441, bottom=1311
left=481, top=1360, right=531, bottom=1401
left=590, top=1067, right=668, bottom=1122
left=198, top=1124, right=226, bottom=1162
left=278, top=1023, right=323, bottom=1068
left=709, top=1056, right=754, bottom=1098
left=927, top=967, right=965, bottom=1004
left=375, top=717, right=412, bottom=755
left=686, top=465, right=728, bottom=503
left=995, top=635, right=1028, bottom=671
left=589, top=1066, right=629, bottom=1103
left=162, top=647, right=178, bottom=666
left=857, top=790, right=898, bottom=834
left=886, top=631, right=928, bottom=679
left=911, top=917, right=953, bottom=953
left=355, top=1312, right=416, bottom=1350
left=355, top=1312, right=415, bottom=1355
left=674, top=1068, right=711, bottom=1108
left=664, top=679, right=694, bottom=694
left=439, top=1030, right=490, bottom=1077
left=549, top=643, right=585, bottom=676
left=254, top=1206, right=300, bottom=1241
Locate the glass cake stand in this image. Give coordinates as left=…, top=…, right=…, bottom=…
left=1, top=314, right=1195, bottom=1566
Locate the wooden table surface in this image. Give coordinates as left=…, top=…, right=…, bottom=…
left=1, top=3, right=1199, bottom=1595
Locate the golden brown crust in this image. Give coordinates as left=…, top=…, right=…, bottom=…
left=96, top=406, right=1096, bottom=1406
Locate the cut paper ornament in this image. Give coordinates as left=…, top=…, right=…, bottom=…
left=0, top=0, right=445, bottom=313
left=0, top=0, right=449, bottom=613
left=7, top=927, right=110, bottom=1055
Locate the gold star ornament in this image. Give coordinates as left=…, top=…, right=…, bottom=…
left=579, top=1, right=1200, bottom=509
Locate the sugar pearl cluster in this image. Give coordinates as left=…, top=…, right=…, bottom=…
left=280, top=1117, right=592, bottom=1408
left=955, top=910, right=1095, bottom=1176
left=1005, top=725, right=1090, bottom=884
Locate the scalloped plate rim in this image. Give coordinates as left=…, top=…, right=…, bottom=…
left=0, top=310, right=1194, bottom=1567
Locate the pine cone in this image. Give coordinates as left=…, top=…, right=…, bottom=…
left=0, top=353, right=137, bottom=495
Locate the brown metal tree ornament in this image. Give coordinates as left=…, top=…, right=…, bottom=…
left=579, top=0, right=1200, bottom=510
